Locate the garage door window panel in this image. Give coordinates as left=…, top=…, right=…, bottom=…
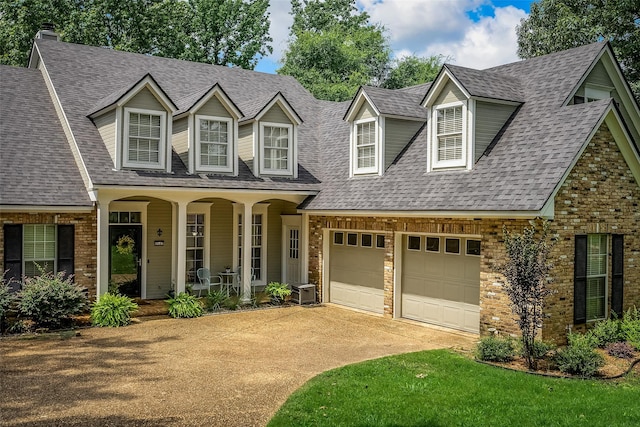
left=333, top=232, right=344, bottom=245
left=426, top=237, right=440, bottom=253
left=466, top=239, right=481, bottom=256
left=375, top=234, right=385, bottom=249
left=361, top=234, right=373, bottom=248
left=445, top=238, right=460, bottom=254
left=347, top=233, right=358, bottom=246
left=407, top=236, right=421, bottom=251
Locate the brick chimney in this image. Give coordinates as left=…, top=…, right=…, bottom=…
left=35, top=23, right=60, bottom=41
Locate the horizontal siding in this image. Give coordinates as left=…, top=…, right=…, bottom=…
left=146, top=199, right=173, bottom=299
left=210, top=199, right=234, bottom=275
left=261, top=104, right=291, bottom=124
left=474, top=101, right=517, bottom=161
left=265, top=200, right=299, bottom=284
left=197, top=96, right=232, bottom=118
left=238, top=124, right=255, bottom=174
left=172, top=117, right=189, bottom=169
left=584, top=61, right=614, bottom=88
left=94, top=110, right=117, bottom=167
left=384, top=118, right=424, bottom=169
left=435, top=80, right=466, bottom=105
left=125, top=87, right=164, bottom=111
left=355, top=102, right=377, bottom=121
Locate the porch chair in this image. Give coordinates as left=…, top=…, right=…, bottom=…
left=235, top=267, right=256, bottom=296
left=195, top=268, right=225, bottom=297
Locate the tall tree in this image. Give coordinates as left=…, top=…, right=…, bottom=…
left=0, top=0, right=272, bottom=69
left=383, top=55, right=446, bottom=90
left=516, top=0, right=640, bottom=100
left=278, top=0, right=390, bottom=101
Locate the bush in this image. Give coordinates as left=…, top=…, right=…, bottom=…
left=204, top=289, right=228, bottom=312
left=265, top=282, right=291, bottom=305
left=91, top=293, right=139, bottom=327
left=167, top=292, right=203, bottom=318
left=555, top=332, right=604, bottom=377
left=0, top=274, right=16, bottom=320
left=523, top=340, right=556, bottom=360
left=606, top=341, right=636, bottom=359
left=223, top=295, right=241, bottom=311
left=18, top=271, right=88, bottom=328
left=589, top=317, right=624, bottom=347
left=620, top=307, right=640, bottom=350
left=475, top=335, right=516, bottom=362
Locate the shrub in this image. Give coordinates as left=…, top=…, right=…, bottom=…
left=204, top=289, right=228, bottom=312
left=555, top=332, right=604, bottom=377
left=475, top=335, right=516, bottom=362
left=18, top=271, right=88, bottom=328
left=0, top=274, right=16, bottom=320
left=606, top=342, right=636, bottom=359
left=91, top=293, right=139, bottom=327
left=523, top=340, right=556, bottom=360
left=166, top=292, right=203, bottom=318
left=589, top=316, right=624, bottom=347
left=620, top=307, right=640, bottom=350
left=223, top=295, right=241, bottom=311
left=265, top=282, right=291, bottom=305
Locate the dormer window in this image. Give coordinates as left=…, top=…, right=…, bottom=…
left=260, top=122, right=293, bottom=174
left=196, top=115, right=233, bottom=172
left=585, top=86, right=611, bottom=102
left=352, top=117, right=379, bottom=175
left=123, top=108, right=166, bottom=169
left=432, top=102, right=467, bottom=169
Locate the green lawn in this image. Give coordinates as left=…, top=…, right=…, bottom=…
left=269, top=350, right=640, bottom=427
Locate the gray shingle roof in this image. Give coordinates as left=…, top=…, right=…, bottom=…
left=0, top=65, right=92, bottom=207
left=443, top=64, right=524, bottom=102
left=359, top=86, right=428, bottom=119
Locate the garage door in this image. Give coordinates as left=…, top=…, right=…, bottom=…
left=401, top=235, right=480, bottom=333
left=329, top=231, right=384, bottom=314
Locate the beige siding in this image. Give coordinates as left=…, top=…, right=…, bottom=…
left=474, top=101, right=517, bottom=161
left=584, top=61, right=614, bottom=88
left=146, top=199, right=173, bottom=299
left=238, top=124, right=255, bottom=174
left=172, top=117, right=189, bottom=169
left=261, top=104, right=291, bottom=124
left=197, top=96, right=232, bottom=118
left=354, top=102, right=377, bottom=121
left=94, top=110, right=117, bottom=166
left=125, top=87, right=164, bottom=111
left=434, top=80, right=467, bottom=105
left=210, top=199, right=234, bottom=275
left=384, top=118, right=423, bottom=169
left=265, top=200, right=299, bottom=283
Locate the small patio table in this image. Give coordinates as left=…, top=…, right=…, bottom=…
left=219, top=271, right=238, bottom=294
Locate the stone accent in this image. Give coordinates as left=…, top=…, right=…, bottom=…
left=307, top=122, right=640, bottom=343
left=0, top=210, right=97, bottom=297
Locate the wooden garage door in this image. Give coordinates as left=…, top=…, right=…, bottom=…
left=401, top=235, right=480, bottom=333
left=329, top=231, right=384, bottom=314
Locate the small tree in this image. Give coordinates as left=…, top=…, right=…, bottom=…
left=500, top=220, right=555, bottom=370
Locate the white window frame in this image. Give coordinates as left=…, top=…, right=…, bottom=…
left=361, top=233, right=373, bottom=248
left=445, top=238, right=461, bottom=255
left=195, top=115, right=233, bottom=173
left=375, top=234, right=385, bottom=249
left=352, top=117, right=379, bottom=175
left=123, top=107, right=166, bottom=169
left=259, top=122, right=294, bottom=176
left=23, top=224, right=57, bottom=277
left=466, top=239, right=481, bottom=257
left=585, top=85, right=611, bottom=103
left=432, top=101, right=467, bottom=169
left=586, top=234, right=608, bottom=322
left=232, top=203, right=269, bottom=287
left=346, top=233, right=358, bottom=247
left=425, top=236, right=440, bottom=253
left=186, top=203, right=212, bottom=284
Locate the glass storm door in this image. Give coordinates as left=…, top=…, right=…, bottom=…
left=109, top=225, right=142, bottom=297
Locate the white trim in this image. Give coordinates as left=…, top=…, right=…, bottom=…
left=425, top=236, right=441, bottom=253
left=422, top=68, right=471, bottom=107
left=281, top=214, right=302, bottom=285
left=22, top=224, right=58, bottom=276
left=444, top=237, right=461, bottom=255
left=187, top=113, right=195, bottom=174
left=352, top=117, right=381, bottom=175
left=465, top=238, right=481, bottom=257
left=259, top=122, right=294, bottom=176
left=122, top=107, right=167, bottom=170
left=194, top=115, right=234, bottom=173
left=115, top=107, right=123, bottom=170
left=360, top=233, right=373, bottom=248
left=344, top=89, right=381, bottom=122
left=254, top=94, right=302, bottom=125
left=467, top=99, right=476, bottom=170
left=232, top=203, right=270, bottom=287
left=299, top=209, right=542, bottom=219
left=321, top=228, right=331, bottom=303
left=190, top=86, right=243, bottom=120
left=187, top=202, right=213, bottom=274
left=586, top=233, right=608, bottom=322
left=431, top=101, right=468, bottom=170
left=0, top=205, right=94, bottom=213
left=407, top=235, right=421, bottom=251
left=346, top=232, right=358, bottom=247
left=393, top=232, right=402, bottom=319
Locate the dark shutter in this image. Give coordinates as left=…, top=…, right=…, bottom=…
left=574, top=235, right=587, bottom=324
left=611, top=234, right=624, bottom=317
left=3, top=224, right=22, bottom=291
left=57, top=224, right=75, bottom=281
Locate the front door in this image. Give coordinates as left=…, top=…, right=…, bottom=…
left=285, top=225, right=301, bottom=285
left=109, top=225, right=142, bottom=297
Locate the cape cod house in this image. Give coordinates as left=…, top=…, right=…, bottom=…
left=1, top=29, right=639, bottom=341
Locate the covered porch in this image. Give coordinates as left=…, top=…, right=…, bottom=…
left=94, top=187, right=311, bottom=303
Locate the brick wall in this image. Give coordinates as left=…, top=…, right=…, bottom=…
left=308, top=122, right=640, bottom=343
left=0, top=210, right=97, bottom=297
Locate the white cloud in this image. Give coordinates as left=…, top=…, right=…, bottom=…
left=268, top=0, right=295, bottom=62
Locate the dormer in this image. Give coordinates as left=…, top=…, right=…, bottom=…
left=173, top=84, right=243, bottom=175
left=344, top=86, right=426, bottom=177
left=88, top=74, right=176, bottom=172
left=422, top=65, right=523, bottom=172
left=237, top=93, right=302, bottom=178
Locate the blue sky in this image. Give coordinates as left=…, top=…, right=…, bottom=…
left=255, top=0, right=533, bottom=74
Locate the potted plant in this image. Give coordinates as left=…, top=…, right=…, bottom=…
left=264, top=282, right=291, bottom=305
left=224, top=266, right=231, bottom=273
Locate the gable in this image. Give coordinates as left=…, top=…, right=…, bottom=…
left=434, top=80, right=467, bottom=105
left=125, top=87, right=165, bottom=111
left=354, top=102, right=377, bottom=121
left=261, top=103, right=292, bottom=124
left=195, top=95, right=232, bottom=118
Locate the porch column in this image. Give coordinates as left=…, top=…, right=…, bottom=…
left=241, top=201, right=254, bottom=304
left=175, top=201, right=189, bottom=295
left=96, top=195, right=113, bottom=299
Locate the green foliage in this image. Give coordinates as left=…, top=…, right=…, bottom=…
left=204, top=289, right=228, bottom=312
left=383, top=55, right=446, bottom=89
left=223, top=295, right=241, bottom=311
left=91, top=293, right=139, bottom=327
left=0, top=0, right=272, bottom=69
left=475, top=335, right=516, bottom=362
left=0, top=274, right=16, bottom=320
left=18, top=271, right=88, bottom=328
left=516, top=0, right=640, bottom=101
left=279, top=0, right=390, bottom=101
left=264, top=282, right=291, bottom=305
left=588, top=316, right=624, bottom=347
left=620, top=306, right=640, bottom=350
left=500, top=220, right=555, bottom=370
left=524, top=340, right=556, bottom=360
left=555, top=332, right=604, bottom=377
left=166, top=292, right=203, bottom=318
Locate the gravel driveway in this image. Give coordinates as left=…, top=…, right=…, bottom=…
left=1, top=305, right=476, bottom=426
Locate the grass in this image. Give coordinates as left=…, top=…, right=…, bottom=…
left=269, top=350, right=640, bottom=427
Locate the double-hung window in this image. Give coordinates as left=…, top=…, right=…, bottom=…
left=353, top=118, right=377, bottom=174
left=586, top=234, right=607, bottom=321
left=260, top=123, right=293, bottom=175
left=23, top=224, right=56, bottom=276
left=124, top=108, right=166, bottom=169
left=196, top=115, right=232, bottom=172
left=433, top=103, right=465, bottom=168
